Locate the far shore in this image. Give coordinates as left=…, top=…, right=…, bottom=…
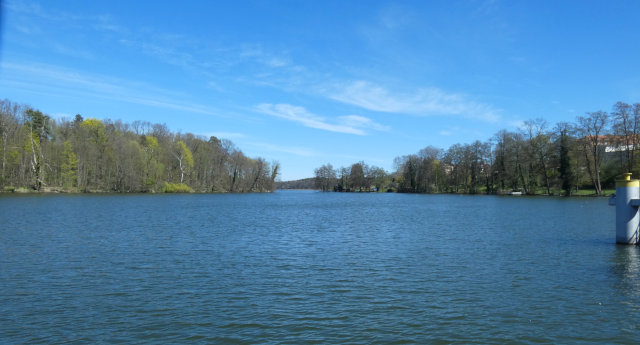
left=2, top=185, right=615, bottom=197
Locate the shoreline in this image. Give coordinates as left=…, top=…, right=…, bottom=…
left=1, top=185, right=612, bottom=197
left=0, top=187, right=273, bottom=195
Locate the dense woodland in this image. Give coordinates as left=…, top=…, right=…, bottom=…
left=0, top=99, right=279, bottom=193
left=314, top=101, right=640, bottom=196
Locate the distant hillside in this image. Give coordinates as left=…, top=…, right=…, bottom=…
left=276, top=178, right=316, bottom=190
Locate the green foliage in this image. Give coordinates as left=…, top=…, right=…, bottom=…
left=61, top=141, right=78, bottom=189
left=174, top=140, right=194, bottom=184
left=24, top=108, right=51, bottom=142
left=176, top=140, right=194, bottom=167
left=314, top=161, right=390, bottom=192
left=144, top=136, right=158, bottom=152
left=0, top=99, right=277, bottom=193
left=142, top=136, right=160, bottom=190
left=81, top=118, right=108, bottom=147
left=160, top=182, right=194, bottom=193
left=311, top=102, right=639, bottom=196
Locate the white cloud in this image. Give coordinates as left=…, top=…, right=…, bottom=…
left=327, top=80, right=500, bottom=122
left=255, top=103, right=388, bottom=135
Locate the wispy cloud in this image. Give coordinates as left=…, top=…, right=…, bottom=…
left=2, top=62, right=221, bottom=116
left=255, top=103, right=388, bottom=135
left=239, top=44, right=290, bottom=68
left=92, top=14, right=128, bottom=34
left=327, top=80, right=500, bottom=122
left=6, top=1, right=288, bottom=82
left=50, top=112, right=74, bottom=120
left=4, top=0, right=68, bottom=21
left=509, top=120, right=526, bottom=130
left=339, top=115, right=389, bottom=132
left=6, top=0, right=127, bottom=33
left=51, top=43, right=95, bottom=60
left=378, top=4, right=417, bottom=30
left=439, top=126, right=461, bottom=136
left=245, top=141, right=318, bottom=157
left=207, top=132, right=247, bottom=140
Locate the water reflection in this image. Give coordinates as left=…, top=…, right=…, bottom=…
left=611, top=246, right=640, bottom=299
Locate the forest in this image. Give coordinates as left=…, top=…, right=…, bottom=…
left=313, top=101, right=640, bottom=196
left=0, top=99, right=279, bottom=193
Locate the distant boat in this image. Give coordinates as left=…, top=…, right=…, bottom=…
left=508, top=191, right=523, bottom=196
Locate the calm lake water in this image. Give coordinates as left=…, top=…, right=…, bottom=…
left=1, top=191, right=639, bottom=344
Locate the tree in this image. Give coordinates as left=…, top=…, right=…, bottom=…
left=269, top=161, right=280, bottom=191
left=395, top=155, right=418, bottom=192
left=314, top=163, right=336, bottom=191
left=25, top=108, right=51, bottom=142
left=142, top=136, right=161, bottom=190
left=366, top=165, right=387, bottom=192
left=336, top=166, right=349, bottom=192
left=611, top=101, right=639, bottom=174
left=349, top=162, right=367, bottom=191
left=24, top=108, right=51, bottom=190
left=76, top=118, right=110, bottom=190
left=0, top=99, right=278, bottom=193
left=554, top=122, right=574, bottom=196
left=523, top=118, right=553, bottom=195
left=575, top=111, right=609, bottom=195
left=173, top=140, right=193, bottom=184
left=417, top=146, right=443, bottom=193
left=60, top=141, right=78, bottom=189
left=0, top=100, right=21, bottom=186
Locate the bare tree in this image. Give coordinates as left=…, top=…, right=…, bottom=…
left=523, top=118, right=553, bottom=195
left=0, top=100, right=21, bottom=185
left=575, top=111, right=609, bottom=195
left=612, top=102, right=640, bottom=173
left=314, top=163, right=336, bottom=191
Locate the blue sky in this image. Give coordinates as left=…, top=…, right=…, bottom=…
left=2, top=0, right=640, bottom=180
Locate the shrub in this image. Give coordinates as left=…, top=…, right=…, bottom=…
left=160, top=182, right=194, bottom=193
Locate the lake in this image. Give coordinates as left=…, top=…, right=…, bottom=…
left=1, top=191, right=639, bottom=344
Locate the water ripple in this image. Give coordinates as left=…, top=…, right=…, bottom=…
left=1, top=192, right=638, bottom=344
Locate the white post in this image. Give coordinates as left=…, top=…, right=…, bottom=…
left=616, top=173, right=640, bottom=244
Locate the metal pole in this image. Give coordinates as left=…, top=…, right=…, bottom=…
left=616, top=173, right=640, bottom=244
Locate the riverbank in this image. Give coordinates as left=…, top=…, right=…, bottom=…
left=0, top=186, right=274, bottom=194
left=2, top=184, right=613, bottom=196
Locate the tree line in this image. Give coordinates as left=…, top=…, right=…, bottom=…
left=0, top=99, right=279, bottom=193
left=314, top=101, right=640, bottom=196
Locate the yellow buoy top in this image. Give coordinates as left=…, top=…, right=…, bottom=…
left=617, top=173, right=639, bottom=188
